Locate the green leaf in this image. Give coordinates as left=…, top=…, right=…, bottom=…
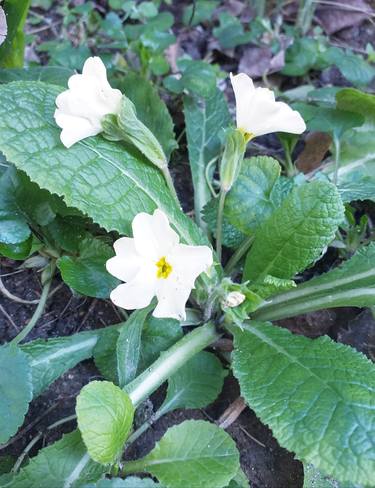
left=202, top=198, right=245, bottom=249
left=336, top=88, right=375, bottom=122
left=182, top=1, right=217, bottom=26
left=159, top=351, right=227, bottom=414
left=184, top=88, right=231, bottom=227
left=76, top=381, right=134, bottom=464
left=225, top=468, right=250, bottom=488
left=338, top=174, right=375, bottom=203
left=125, top=420, right=240, bottom=488
left=0, top=456, right=14, bottom=476
left=0, top=168, right=31, bottom=244
left=0, top=345, right=33, bottom=444
left=0, top=0, right=30, bottom=68
left=118, top=73, right=177, bottom=159
left=232, top=321, right=375, bottom=485
left=243, top=181, right=344, bottom=282
left=57, top=237, right=119, bottom=299
left=1, top=431, right=105, bottom=488
left=213, top=12, right=252, bottom=49
left=93, top=327, right=122, bottom=384
left=0, top=82, right=208, bottom=251
left=293, top=103, right=364, bottom=139
left=323, top=47, right=375, bottom=87
left=224, top=156, right=283, bottom=235
left=0, top=66, right=74, bottom=85
left=179, top=60, right=217, bottom=98
left=254, top=243, right=375, bottom=321
left=303, top=463, right=355, bottom=488
left=0, top=236, right=32, bottom=260
left=82, top=477, right=161, bottom=487
left=21, top=327, right=118, bottom=397
left=94, top=317, right=182, bottom=385
left=117, top=307, right=150, bottom=387
left=138, top=316, right=183, bottom=373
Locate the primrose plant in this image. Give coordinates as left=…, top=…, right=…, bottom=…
left=0, top=55, right=374, bottom=488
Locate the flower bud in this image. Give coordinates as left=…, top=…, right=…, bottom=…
left=222, top=291, right=246, bottom=308
left=219, top=129, right=246, bottom=193
left=116, top=97, right=168, bottom=170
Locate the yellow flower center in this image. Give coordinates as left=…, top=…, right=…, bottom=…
left=239, top=128, right=254, bottom=143
left=156, top=256, right=172, bottom=279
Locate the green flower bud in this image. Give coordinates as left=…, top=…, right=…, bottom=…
left=219, top=128, right=246, bottom=193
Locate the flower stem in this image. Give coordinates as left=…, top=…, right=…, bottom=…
left=333, top=135, right=341, bottom=186
left=216, top=190, right=227, bottom=263
left=224, top=235, right=254, bottom=275
left=126, top=322, right=220, bottom=407
left=11, top=262, right=55, bottom=345
left=161, top=165, right=180, bottom=207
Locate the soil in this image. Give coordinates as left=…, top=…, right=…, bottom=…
left=1, top=0, right=375, bottom=486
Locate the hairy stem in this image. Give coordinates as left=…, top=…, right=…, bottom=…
left=161, top=166, right=180, bottom=207
left=333, top=135, right=341, bottom=186
left=216, top=190, right=227, bottom=263
left=224, top=235, right=254, bottom=275
left=126, top=322, right=220, bottom=407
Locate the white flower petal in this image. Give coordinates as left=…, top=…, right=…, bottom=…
left=106, top=237, right=142, bottom=282
left=230, top=73, right=255, bottom=133
left=54, top=112, right=100, bottom=148
left=54, top=56, right=123, bottom=148
left=110, top=264, right=157, bottom=311
left=81, top=56, right=108, bottom=81
left=169, top=244, right=213, bottom=287
left=153, top=278, right=191, bottom=321
left=132, top=209, right=179, bottom=260
left=247, top=95, right=306, bottom=137
left=230, top=72, right=306, bottom=137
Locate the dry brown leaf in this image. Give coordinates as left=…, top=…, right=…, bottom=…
left=315, top=0, right=373, bottom=35
left=296, top=132, right=332, bottom=173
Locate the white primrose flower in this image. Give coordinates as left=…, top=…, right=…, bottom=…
left=54, top=56, right=122, bottom=148
left=230, top=73, right=306, bottom=139
left=106, top=209, right=213, bottom=321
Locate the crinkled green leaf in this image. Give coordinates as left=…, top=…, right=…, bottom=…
left=0, top=66, right=74, bottom=85
left=338, top=174, right=375, bottom=203
left=184, top=88, right=231, bottom=227
left=0, top=345, right=32, bottom=444
left=323, top=47, right=375, bottom=87
left=224, top=156, right=282, bottom=235
left=0, top=168, right=30, bottom=244
left=232, top=321, right=375, bottom=485
left=202, top=197, right=245, bottom=249
left=118, top=73, right=177, bottom=159
left=126, top=420, right=240, bottom=488
left=0, top=431, right=105, bottom=488
left=303, top=463, right=356, bottom=488
left=117, top=307, right=150, bottom=388
left=244, top=181, right=344, bottom=282
left=138, top=316, right=183, bottom=373
left=94, top=317, right=182, bottom=385
left=0, top=82, right=208, bottom=251
left=254, top=243, right=375, bottom=321
left=57, top=237, right=119, bottom=298
left=159, top=351, right=227, bottom=414
left=21, top=327, right=119, bottom=397
left=76, top=381, right=134, bottom=464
